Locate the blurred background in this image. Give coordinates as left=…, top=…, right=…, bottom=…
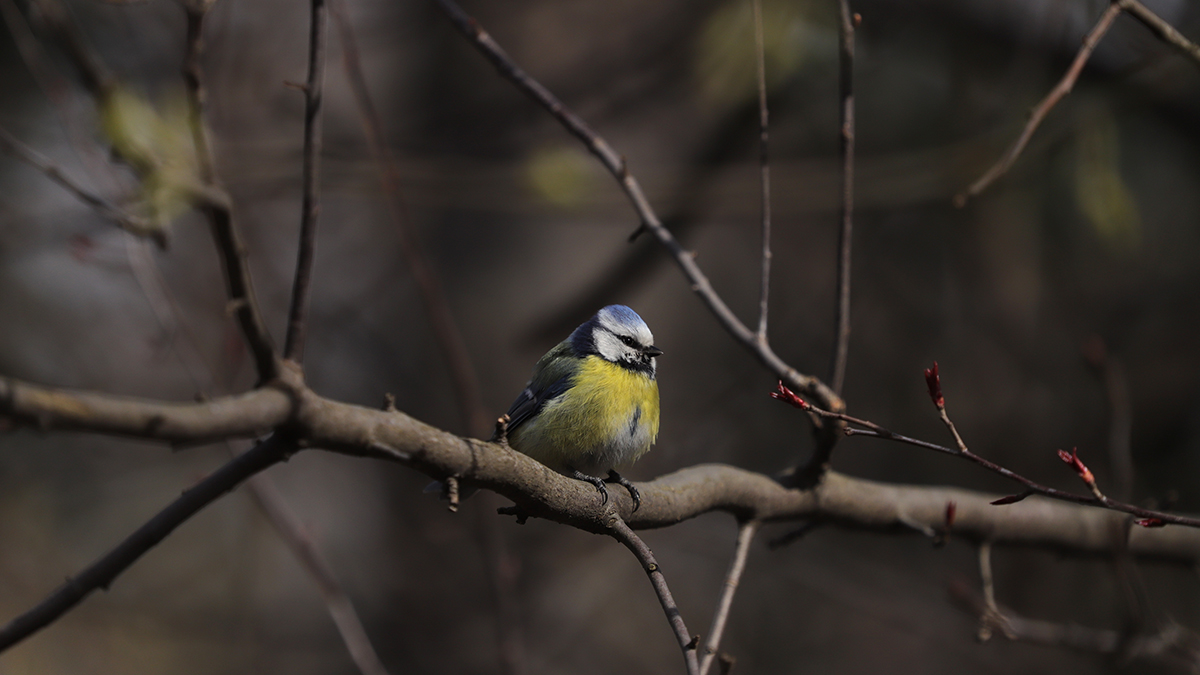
left=2, top=0, right=1199, bottom=672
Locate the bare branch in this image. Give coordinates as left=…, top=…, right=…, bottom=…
left=0, top=436, right=295, bottom=652
left=700, top=520, right=759, bottom=675
left=950, top=581, right=1200, bottom=669
left=751, top=0, right=771, bottom=342
left=246, top=472, right=392, bottom=675
left=774, top=381, right=1200, bottom=528
left=830, top=0, right=855, bottom=396
left=28, top=0, right=114, bottom=99
left=1083, top=337, right=1134, bottom=502
left=182, top=3, right=279, bottom=383
left=284, top=0, right=329, bottom=363
left=1119, top=0, right=1200, bottom=66
left=0, top=124, right=161, bottom=244
left=955, top=1, right=1122, bottom=206
left=333, top=0, right=491, bottom=436
left=609, top=519, right=701, bottom=675
left=429, top=0, right=844, bottom=423
left=0, top=375, right=292, bottom=444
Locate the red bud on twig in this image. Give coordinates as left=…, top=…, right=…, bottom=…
left=1135, top=518, right=1166, bottom=528
left=924, top=362, right=944, bottom=408
left=771, top=381, right=809, bottom=410
left=1056, top=447, right=1095, bottom=485
left=990, top=491, right=1033, bottom=506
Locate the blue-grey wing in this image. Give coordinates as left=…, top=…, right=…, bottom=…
left=505, top=375, right=571, bottom=432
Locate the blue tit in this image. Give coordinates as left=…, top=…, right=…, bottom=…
left=502, top=304, right=661, bottom=510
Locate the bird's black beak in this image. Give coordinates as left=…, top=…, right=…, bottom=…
left=645, top=345, right=663, bottom=357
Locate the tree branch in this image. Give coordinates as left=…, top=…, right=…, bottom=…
left=700, top=520, right=758, bottom=675
left=0, top=124, right=160, bottom=243
left=751, top=0, right=771, bottom=343
left=1119, top=0, right=1200, bottom=67
left=610, top=519, right=700, bottom=675
left=955, top=1, right=1123, bottom=206
left=830, top=0, right=855, bottom=396
left=182, top=3, right=279, bottom=383
left=429, top=0, right=844, bottom=430
left=0, top=435, right=295, bottom=652
left=0, top=375, right=292, bottom=444
left=283, top=0, right=328, bottom=363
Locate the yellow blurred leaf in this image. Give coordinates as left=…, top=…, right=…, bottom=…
left=694, top=0, right=822, bottom=109
left=99, top=86, right=201, bottom=230
left=1073, top=103, right=1140, bottom=253
left=526, top=145, right=596, bottom=207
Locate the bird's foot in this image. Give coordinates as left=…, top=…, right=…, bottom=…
left=606, top=470, right=641, bottom=512
left=569, top=468, right=610, bottom=505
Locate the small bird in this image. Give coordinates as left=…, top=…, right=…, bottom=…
left=502, top=304, right=661, bottom=510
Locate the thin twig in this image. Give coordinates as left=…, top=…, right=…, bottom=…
left=1119, top=0, right=1200, bottom=66
left=284, top=0, right=328, bottom=363
left=700, top=520, right=759, bottom=675
left=1082, top=337, right=1134, bottom=502
left=609, top=519, right=701, bottom=675
left=430, top=0, right=844, bottom=422
left=28, top=0, right=113, bottom=98
left=830, top=0, right=855, bottom=396
left=751, top=0, right=771, bottom=342
left=0, top=436, right=295, bottom=652
left=246, top=471, right=392, bottom=675
left=332, top=9, right=524, bottom=669
left=975, top=541, right=1011, bottom=641
left=949, top=581, right=1200, bottom=668
left=772, top=382, right=1200, bottom=528
left=334, top=0, right=490, bottom=436
left=181, top=2, right=279, bottom=383
left=0, top=124, right=160, bottom=243
left=955, top=1, right=1123, bottom=206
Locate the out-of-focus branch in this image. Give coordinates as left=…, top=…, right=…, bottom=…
left=830, top=0, right=855, bottom=397
left=950, top=581, right=1200, bottom=669
left=283, top=0, right=328, bottom=363
left=333, top=0, right=490, bottom=436
left=246, top=472, right=392, bottom=675
left=700, top=520, right=758, bottom=675
left=0, top=435, right=295, bottom=652
left=1083, top=337, right=1134, bottom=502
left=0, top=124, right=160, bottom=243
left=955, top=1, right=1122, bottom=206
left=1120, top=0, right=1200, bottom=66
left=610, top=519, right=701, bottom=675
left=182, top=2, right=279, bottom=384
left=751, top=0, right=771, bottom=343
left=28, top=0, right=114, bottom=99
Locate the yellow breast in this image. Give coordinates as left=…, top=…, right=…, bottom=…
left=508, top=355, right=659, bottom=475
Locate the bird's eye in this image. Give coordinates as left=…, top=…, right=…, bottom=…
left=618, top=335, right=636, bottom=347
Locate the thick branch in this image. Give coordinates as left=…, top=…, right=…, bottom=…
left=295, top=390, right=1200, bottom=563
left=0, top=376, right=292, bottom=444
